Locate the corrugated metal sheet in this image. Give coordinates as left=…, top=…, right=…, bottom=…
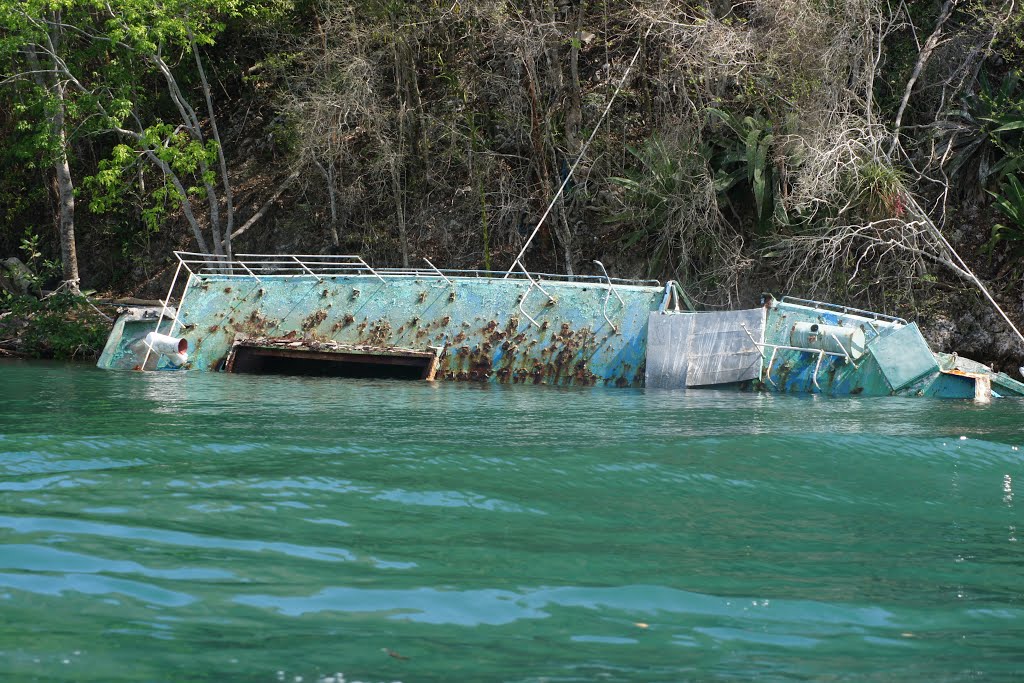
left=686, top=309, right=765, bottom=386
left=645, top=309, right=764, bottom=389
left=644, top=313, right=694, bottom=389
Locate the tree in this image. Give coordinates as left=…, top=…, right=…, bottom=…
left=1, top=0, right=273, bottom=272
left=0, top=1, right=88, bottom=290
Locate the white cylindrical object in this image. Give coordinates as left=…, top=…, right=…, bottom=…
left=144, top=332, right=188, bottom=356
left=166, top=351, right=188, bottom=367
left=789, top=322, right=865, bottom=360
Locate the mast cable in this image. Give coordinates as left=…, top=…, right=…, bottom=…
left=900, top=181, right=1024, bottom=350
left=505, top=22, right=655, bottom=277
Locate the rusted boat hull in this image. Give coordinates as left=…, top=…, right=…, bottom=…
left=98, top=253, right=1024, bottom=399
left=98, top=254, right=676, bottom=387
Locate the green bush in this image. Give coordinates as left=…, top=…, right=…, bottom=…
left=0, top=292, right=110, bottom=360
left=985, top=174, right=1024, bottom=258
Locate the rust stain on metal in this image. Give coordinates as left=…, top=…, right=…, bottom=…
left=366, top=320, right=392, bottom=345
left=302, top=309, right=328, bottom=330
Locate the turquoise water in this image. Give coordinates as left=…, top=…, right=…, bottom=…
left=1, top=361, right=1023, bottom=682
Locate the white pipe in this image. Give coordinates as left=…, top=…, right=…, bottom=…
left=166, top=351, right=188, bottom=367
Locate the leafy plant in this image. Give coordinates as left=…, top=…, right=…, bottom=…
left=935, top=70, right=1024, bottom=192
left=849, top=160, right=907, bottom=221
left=607, top=134, right=746, bottom=292
left=0, top=292, right=109, bottom=360
left=17, top=227, right=60, bottom=293
left=705, top=108, right=786, bottom=233
left=608, top=136, right=707, bottom=276
left=984, top=174, right=1024, bottom=257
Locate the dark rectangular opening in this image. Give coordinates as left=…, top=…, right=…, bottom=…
left=227, top=345, right=435, bottom=380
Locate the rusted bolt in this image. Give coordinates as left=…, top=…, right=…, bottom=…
left=351, top=289, right=360, bottom=299
left=411, top=316, right=420, bottom=325
left=322, top=289, right=330, bottom=297
left=224, top=286, right=232, bottom=293
left=418, top=291, right=427, bottom=303
left=449, top=291, right=456, bottom=302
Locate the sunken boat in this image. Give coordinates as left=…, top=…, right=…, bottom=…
left=97, top=252, right=1024, bottom=400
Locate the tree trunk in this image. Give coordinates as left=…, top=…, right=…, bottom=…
left=892, top=0, right=957, bottom=145
left=151, top=49, right=223, bottom=257
left=314, top=159, right=341, bottom=247
left=391, top=158, right=409, bottom=268
left=191, top=32, right=235, bottom=259
left=53, top=80, right=80, bottom=291
left=25, top=37, right=79, bottom=291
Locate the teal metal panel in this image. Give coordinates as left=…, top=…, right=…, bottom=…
left=867, top=323, right=939, bottom=391
left=897, top=370, right=976, bottom=398
left=761, top=300, right=897, bottom=396
left=97, top=311, right=176, bottom=370
left=100, top=274, right=665, bottom=387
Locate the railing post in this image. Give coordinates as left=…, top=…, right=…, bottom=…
left=140, top=257, right=183, bottom=372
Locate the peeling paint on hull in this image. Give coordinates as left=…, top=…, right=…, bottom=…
left=100, top=273, right=665, bottom=387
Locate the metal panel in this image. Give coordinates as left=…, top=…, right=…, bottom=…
left=645, top=309, right=764, bottom=389
left=645, top=313, right=694, bottom=388
left=99, top=274, right=665, bottom=387
left=97, top=309, right=176, bottom=371
left=686, top=309, right=765, bottom=386
left=868, top=322, right=939, bottom=391
left=763, top=299, right=898, bottom=395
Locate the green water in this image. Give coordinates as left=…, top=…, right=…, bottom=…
left=1, top=361, right=1023, bottom=682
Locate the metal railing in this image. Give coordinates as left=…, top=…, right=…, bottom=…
left=779, top=296, right=907, bottom=325
left=740, top=322, right=856, bottom=392
left=173, top=252, right=661, bottom=287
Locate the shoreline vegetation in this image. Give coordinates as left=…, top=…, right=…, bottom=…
left=1, top=0, right=1023, bottom=372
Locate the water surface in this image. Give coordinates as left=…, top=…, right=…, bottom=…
left=2, top=361, right=1023, bottom=681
